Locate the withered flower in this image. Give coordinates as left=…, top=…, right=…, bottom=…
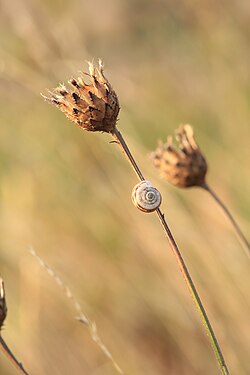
left=0, top=278, right=7, bottom=330
left=43, top=60, right=120, bottom=133
left=151, top=124, right=207, bottom=188
left=152, top=124, right=250, bottom=258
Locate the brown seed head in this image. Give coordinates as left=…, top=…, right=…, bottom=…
left=151, top=124, right=207, bottom=188
left=43, top=60, right=120, bottom=133
left=0, top=278, right=7, bottom=330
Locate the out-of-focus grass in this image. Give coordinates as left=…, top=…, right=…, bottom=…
left=0, top=0, right=249, bottom=374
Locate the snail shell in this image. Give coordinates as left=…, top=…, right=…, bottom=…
left=132, top=180, right=162, bottom=213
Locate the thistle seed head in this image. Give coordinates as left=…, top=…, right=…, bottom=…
left=0, top=278, right=7, bottom=330
left=151, top=124, right=207, bottom=188
left=43, top=60, right=120, bottom=133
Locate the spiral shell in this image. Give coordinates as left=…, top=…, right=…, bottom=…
left=132, top=180, right=162, bottom=213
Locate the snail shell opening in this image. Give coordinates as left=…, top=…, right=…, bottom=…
left=132, top=180, right=162, bottom=213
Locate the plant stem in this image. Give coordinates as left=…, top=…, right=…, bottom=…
left=0, top=336, right=29, bottom=375
left=202, top=183, right=250, bottom=259
left=112, top=128, right=145, bottom=180
left=155, top=209, right=229, bottom=375
left=111, top=127, right=229, bottom=375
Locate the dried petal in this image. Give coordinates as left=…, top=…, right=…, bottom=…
left=0, top=278, right=7, bottom=330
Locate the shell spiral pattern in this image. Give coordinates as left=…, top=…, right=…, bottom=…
left=132, top=180, right=162, bottom=213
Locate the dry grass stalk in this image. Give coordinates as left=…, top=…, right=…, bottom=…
left=29, top=248, right=124, bottom=375
left=43, top=61, right=229, bottom=375
left=151, top=124, right=250, bottom=258
left=0, top=278, right=29, bottom=375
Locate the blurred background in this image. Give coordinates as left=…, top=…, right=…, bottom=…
left=0, top=0, right=249, bottom=374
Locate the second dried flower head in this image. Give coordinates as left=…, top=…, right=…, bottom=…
left=151, top=124, right=207, bottom=188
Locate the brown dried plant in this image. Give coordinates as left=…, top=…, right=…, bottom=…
left=151, top=124, right=250, bottom=258
left=0, top=278, right=29, bottom=375
left=43, top=61, right=229, bottom=375
left=42, top=59, right=119, bottom=133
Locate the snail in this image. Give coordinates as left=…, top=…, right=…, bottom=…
left=132, top=180, right=162, bottom=213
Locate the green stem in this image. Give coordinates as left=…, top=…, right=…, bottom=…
left=111, top=127, right=229, bottom=375
left=155, top=208, right=229, bottom=375
left=202, top=183, right=250, bottom=259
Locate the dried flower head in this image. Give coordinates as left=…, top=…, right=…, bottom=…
left=0, top=278, right=7, bottom=330
left=43, top=60, right=120, bottom=133
left=151, top=124, right=207, bottom=188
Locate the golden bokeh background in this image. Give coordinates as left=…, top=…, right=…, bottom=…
left=0, top=0, right=249, bottom=374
